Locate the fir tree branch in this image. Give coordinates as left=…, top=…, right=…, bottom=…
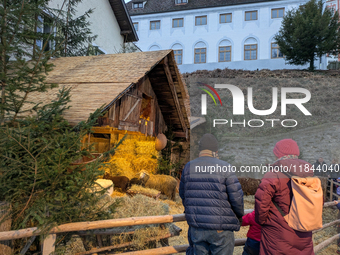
left=11, top=0, right=69, bottom=123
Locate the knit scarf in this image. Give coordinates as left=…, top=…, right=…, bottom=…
left=274, top=154, right=298, bottom=164
left=199, top=149, right=219, bottom=159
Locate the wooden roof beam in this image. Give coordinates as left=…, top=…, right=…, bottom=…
left=162, top=56, right=188, bottom=138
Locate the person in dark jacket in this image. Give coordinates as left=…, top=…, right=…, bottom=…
left=179, top=133, right=244, bottom=255
left=255, top=138, right=315, bottom=255
left=313, top=157, right=328, bottom=177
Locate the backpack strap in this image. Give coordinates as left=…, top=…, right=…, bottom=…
left=272, top=199, right=286, bottom=217
left=271, top=170, right=292, bottom=217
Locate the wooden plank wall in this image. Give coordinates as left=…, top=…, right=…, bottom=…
left=99, top=76, right=167, bottom=137
left=138, top=76, right=167, bottom=136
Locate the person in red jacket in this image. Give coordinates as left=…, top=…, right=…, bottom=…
left=255, top=138, right=314, bottom=255
left=242, top=210, right=261, bottom=255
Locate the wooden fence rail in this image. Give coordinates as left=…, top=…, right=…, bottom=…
left=0, top=202, right=338, bottom=254
left=314, top=233, right=340, bottom=253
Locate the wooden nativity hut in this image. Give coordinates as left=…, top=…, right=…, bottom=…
left=32, top=50, right=190, bottom=155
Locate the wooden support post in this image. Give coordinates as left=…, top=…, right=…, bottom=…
left=162, top=56, right=187, bottom=136
left=96, top=235, right=103, bottom=248
left=41, top=234, right=56, bottom=255
left=20, top=236, right=36, bottom=255
left=330, top=179, right=333, bottom=201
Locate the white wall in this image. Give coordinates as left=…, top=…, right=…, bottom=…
left=131, top=0, right=327, bottom=71
left=49, top=0, right=124, bottom=54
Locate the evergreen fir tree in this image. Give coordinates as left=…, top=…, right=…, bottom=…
left=0, top=1, right=120, bottom=251
left=275, top=0, right=340, bottom=70
left=0, top=0, right=97, bottom=125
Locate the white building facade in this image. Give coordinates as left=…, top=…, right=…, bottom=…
left=48, top=0, right=137, bottom=54
left=127, top=0, right=327, bottom=72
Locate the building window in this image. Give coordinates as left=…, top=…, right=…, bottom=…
left=149, top=45, right=161, bottom=51
left=195, top=16, right=207, bottom=26
left=150, top=20, right=160, bottom=30
left=271, top=42, right=283, bottom=58
left=245, top=11, right=257, bottom=21
left=219, top=46, right=231, bottom=62
left=133, top=22, right=139, bottom=31
left=133, top=2, right=143, bottom=9
left=36, top=15, right=55, bottom=51
left=175, top=0, right=187, bottom=4
left=194, top=48, right=206, bottom=63
left=220, top=13, right=232, bottom=23
left=88, top=45, right=105, bottom=56
left=173, top=18, right=184, bottom=28
left=174, top=50, right=183, bottom=64
left=244, top=44, right=257, bottom=60
left=271, top=8, right=284, bottom=18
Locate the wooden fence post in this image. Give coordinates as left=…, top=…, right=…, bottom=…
left=0, top=201, right=12, bottom=255
left=330, top=179, right=333, bottom=201
left=41, top=234, right=56, bottom=255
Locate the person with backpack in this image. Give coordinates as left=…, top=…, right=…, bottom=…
left=255, top=138, right=321, bottom=255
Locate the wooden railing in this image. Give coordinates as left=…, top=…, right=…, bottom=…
left=0, top=203, right=338, bottom=254
left=327, top=179, right=340, bottom=201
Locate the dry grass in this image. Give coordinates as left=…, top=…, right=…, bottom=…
left=104, top=139, right=159, bottom=179
left=112, top=194, right=169, bottom=218
left=111, top=190, right=126, bottom=197
left=129, top=185, right=161, bottom=196
left=313, top=206, right=339, bottom=254
left=110, top=195, right=170, bottom=250
left=83, top=194, right=172, bottom=252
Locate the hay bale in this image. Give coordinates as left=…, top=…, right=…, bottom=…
left=110, top=195, right=171, bottom=250
left=238, top=178, right=261, bottom=195
left=105, top=139, right=160, bottom=179
left=128, top=185, right=161, bottom=199
left=114, top=194, right=169, bottom=219
left=111, top=190, right=126, bottom=197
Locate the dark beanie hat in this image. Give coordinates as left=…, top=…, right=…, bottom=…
left=273, top=139, right=300, bottom=158
left=199, top=133, right=218, bottom=152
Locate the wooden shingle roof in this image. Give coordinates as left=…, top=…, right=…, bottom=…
left=45, top=50, right=172, bottom=84
left=26, top=50, right=190, bottom=131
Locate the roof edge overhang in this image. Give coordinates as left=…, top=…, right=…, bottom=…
left=109, top=0, right=138, bottom=42
left=129, top=0, right=282, bottom=16
left=102, top=50, right=172, bottom=113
